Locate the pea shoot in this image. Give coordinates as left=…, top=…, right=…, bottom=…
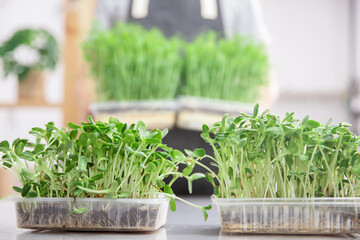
left=0, top=116, right=210, bottom=220
left=82, top=22, right=183, bottom=101
left=182, top=32, right=269, bottom=103
left=201, top=104, right=360, bottom=198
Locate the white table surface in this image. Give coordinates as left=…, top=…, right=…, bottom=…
left=0, top=197, right=359, bottom=240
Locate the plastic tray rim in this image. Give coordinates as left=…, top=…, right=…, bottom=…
left=11, top=195, right=169, bottom=204
left=212, top=196, right=360, bottom=205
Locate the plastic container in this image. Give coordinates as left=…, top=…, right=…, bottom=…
left=212, top=197, right=360, bottom=234
left=176, top=96, right=256, bottom=131
left=17, top=228, right=167, bottom=240
left=90, top=100, right=177, bottom=130
left=14, top=197, right=169, bottom=232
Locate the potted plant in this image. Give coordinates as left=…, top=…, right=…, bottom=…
left=199, top=104, right=360, bottom=234
left=0, top=28, right=59, bottom=101
left=177, top=32, right=271, bottom=131
left=83, top=23, right=183, bottom=130
left=0, top=116, right=210, bottom=231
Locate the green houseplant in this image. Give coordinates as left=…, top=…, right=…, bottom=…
left=200, top=104, right=360, bottom=234
left=83, top=23, right=183, bottom=129
left=0, top=116, right=210, bottom=231
left=0, top=28, right=59, bottom=100
left=177, top=32, right=270, bottom=131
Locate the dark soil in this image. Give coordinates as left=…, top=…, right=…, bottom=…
left=16, top=202, right=161, bottom=231
left=220, top=205, right=360, bottom=234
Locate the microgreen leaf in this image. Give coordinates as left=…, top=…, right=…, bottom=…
left=89, top=173, right=103, bottom=181
left=253, top=103, right=259, bottom=117
left=161, top=128, right=169, bottom=138
left=189, top=173, right=205, bottom=181
left=145, top=162, right=157, bottom=172
left=194, top=148, right=206, bottom=158
left=200, top=133, right=212, bottom=143
left=170, top=150, right=186, bottom=162
left=77, top=185, right=111, bottom=194
left=182, top=165, right=193, bottom=177
left=118, top=192, right=131, bottom=198
left=187, top=179, right=193, bottom=194
left=78, top=156, right=88, bottom=173
left=68, top=122, right=81, bottom=129
left=156, top=180, right=165, bottom=188
left=164, top=185, right=174, bottom=195
left=21, top=183, right=31, bottom=197
left=288, top=140, right=298, bottom=154
left=15, top=142, right=24, bottom=155
left=307, top=120, right=321, bottom=129
left=205, top=172, right=215, bottom=186
left=21, top=169, right=35, bottom=181
left=202, top=124, right=209, bottom=133
left=27, top=191, right=38, bottom=197
left=299, top=155, right=310, bottom=161
left=125, top=146, right=134, bottom=153
left=13, top=186, right=22, bottom=193
left=69, top=206, right=87, bottom=217
left=265, top=127, right=282, bottom=135
left=78, top=133, right=88, bottom=148
left=169, top=198, right=176, bottom=212
left=0, top=140, right=10, bottom=149
left=201, top=208, right=208, bottom=221
left=135, top=151, right=148, bottom=158
left=75, top=207, right=87, bottom=214
left=184, top=149, right=194, bottom=157
left=65, top=162, right=77, bottom=173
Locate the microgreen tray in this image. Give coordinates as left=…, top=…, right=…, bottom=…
left=176, top=96, right=256, bottom=131
left=90, top=100, right=177, bottom=129
left=14, top=197, right=169, bottom=232
left=212, top=197, right=360, bottom=234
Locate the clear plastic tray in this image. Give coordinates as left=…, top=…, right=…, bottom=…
left=176, top=96, right=257, bottom=131
left=17, top=227, right=167, bottom=240
left=212, top=197, right=360, bottom=234
left=90, top=100, right=177, bottom=129
left=14, top=197, right=169, bottom=232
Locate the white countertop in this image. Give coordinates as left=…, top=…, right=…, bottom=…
left=0, top=197, right=359, bottom=240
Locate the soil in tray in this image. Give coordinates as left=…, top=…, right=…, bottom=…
left=222, top=224, right=356, bottom=234
left=220, top=209, right=360, bottom=234
left=16, top=203, right=160, bottom=231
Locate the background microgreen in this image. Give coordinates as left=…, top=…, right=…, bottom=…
left=82, top=22, right=183, bottom=101
left=201, top=104, right=360, bottom=198
left=0, top=116, right=210, bottom=220
left=182, top=32, right=269, bottom=102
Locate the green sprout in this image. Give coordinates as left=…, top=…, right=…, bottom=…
left=200, top=104, right=360, bottom=198
left=0, top=116, right=210, bottom=220
left=182, top=31, right=269, bottom=103
left=82, top=22, right=183, bottom=101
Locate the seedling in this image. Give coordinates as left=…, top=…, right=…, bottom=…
left=82, top=22, right=183, bottom=101
left=0, top=116, right=210, bottom=224
left=182, top=32, right=269, bottom=103
left=200, top=104, right=360, bottom=233
left=201, top=104, right=360, bottom=198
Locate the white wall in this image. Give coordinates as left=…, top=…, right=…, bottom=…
left=261, top=0, right=350, bottom=96
left=0, top=0, right=65, bottom=104
left=260, top=0, right=352, bottom=125
left=0, top=0, right=64, bottom=143
left=355, top=0, right=360, bottom=85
